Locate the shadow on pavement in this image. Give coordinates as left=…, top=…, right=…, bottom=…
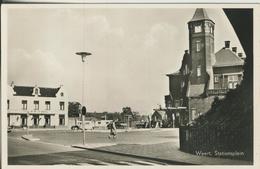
left=72, top=145, right=195, bottom=165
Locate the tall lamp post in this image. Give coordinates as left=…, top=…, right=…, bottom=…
left=76, top=52, right=92, bottom=145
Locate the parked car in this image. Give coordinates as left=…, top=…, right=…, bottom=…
left=135, top=122, right=146, bottom=128
left=71, top=125, right=81, bottom=130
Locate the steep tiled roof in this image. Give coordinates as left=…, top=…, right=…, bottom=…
left=189, top=8, right=212, bottom=22
left=166, top=70, right=181, bottom=76
left=13, top=86, right=34, bottom=96
left=39, top=87, right=60, bottom=97
left=13, top=86, right=60, bottom=97
left=214, top=48, right=244, bottom=67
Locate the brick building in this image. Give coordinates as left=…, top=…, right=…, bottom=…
left=164, top=8, right=244, bottom=126
left=7, top=83, right=68, bottom=128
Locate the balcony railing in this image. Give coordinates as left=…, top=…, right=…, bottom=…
left=206, top=88, right=229, bottom=96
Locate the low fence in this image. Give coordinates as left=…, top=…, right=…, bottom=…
left=179, top=126, right=253, bottom=161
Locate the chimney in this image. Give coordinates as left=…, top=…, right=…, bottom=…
left=10, top=81, right=14, bottom=87
left=232, top=47, right=237, bottom=53
left=225, top=41, right=230, bottom=48
left=238, top=53, right=243, bottom=58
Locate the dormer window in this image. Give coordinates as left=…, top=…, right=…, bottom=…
left=33, top=87, right=40, bottom=96
left=194, top=25, right=202, bottom=33
left=61, top=92, right=64, bottom=97
left=35, top=88, right=38, bottom=95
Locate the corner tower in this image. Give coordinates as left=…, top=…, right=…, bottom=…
left=188, top=8, right=215, bottom=90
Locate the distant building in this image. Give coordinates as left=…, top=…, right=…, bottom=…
left=7, top=83, right=68, bottom=128
left=165, top=8, right=244, bottom=126
left=151, top=110, right=168, bottom=128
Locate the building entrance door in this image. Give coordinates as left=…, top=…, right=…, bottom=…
left=44, top=115, right=51, bottom=127
left=59, top=115, right=65, bottom=126
left=21, top=115, right=27, bottom=127
left=33, top=115, right=39, bottom=127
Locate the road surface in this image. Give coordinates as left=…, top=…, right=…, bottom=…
left=8, top=129, right=187, bottom=165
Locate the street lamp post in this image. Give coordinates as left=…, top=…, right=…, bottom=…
left=27, top=111, right=30, bottom=135
left=76, top=52, right=92, bottom=145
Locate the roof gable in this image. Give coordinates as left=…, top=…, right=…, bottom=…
left=214, top=48, right=244, bottom=67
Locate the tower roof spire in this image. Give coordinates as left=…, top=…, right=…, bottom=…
left=189, top=8, right=212, bottom=22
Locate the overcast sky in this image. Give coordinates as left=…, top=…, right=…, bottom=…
left=6, top=7, right=244, bottom=114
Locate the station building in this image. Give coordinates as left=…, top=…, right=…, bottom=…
left=164, top=8, right=245, bottom=126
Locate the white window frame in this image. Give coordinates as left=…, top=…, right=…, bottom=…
left=196, top=41, right=201, bottom=52
left=194, top=25, right=202, bottom=33
left=22, top=100, right=27, bottom=110
left=60, top=102, right=65, bottom=110
left=197, top=65, right=201, bottom=77
left=191, top=108, right=197, bottom=121
left=228, top=75, right=238, bottom=82
left=210, top=26, right=213, bottom=34
left=34, top=100, right=39, bottom=110
left=214, top=76, right=219, bottom=83
left=45, top=101, right=51, bottom=110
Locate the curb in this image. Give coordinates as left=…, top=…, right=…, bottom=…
left=21, top=134, right=40, bottom=141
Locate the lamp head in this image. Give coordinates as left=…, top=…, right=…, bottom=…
left=76, top=52, right=92, bottom=62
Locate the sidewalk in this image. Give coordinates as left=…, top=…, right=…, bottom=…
left=11, top=127, right=154, bottom=133
left=72, top=141, right=252, bottom=165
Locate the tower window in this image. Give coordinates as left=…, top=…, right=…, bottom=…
left=7, top=100, right=10, bottom=109
left=210, top=26, right=214, bottom=34
left=197, top=66, right=201, bottom=77
left=205, top=23, right=210, bottom=33
left=196, top=41, right=201, bottom=52
left=194, top=25, right=202, bottom=33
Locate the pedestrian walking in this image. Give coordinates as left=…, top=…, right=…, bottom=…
left=108, top=119, right=117, bottom=139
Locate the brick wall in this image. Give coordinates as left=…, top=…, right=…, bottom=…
left=188, top=96, right=216, bottom=121
left=179, top=126, right=253, bottom=161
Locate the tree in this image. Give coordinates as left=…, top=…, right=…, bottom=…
left=68, top=102, right=81, bottom=117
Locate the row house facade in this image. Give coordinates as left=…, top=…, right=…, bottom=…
left=164, top=8, right=244, bottom=127
left=7, top=83, right=68, bottom=128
